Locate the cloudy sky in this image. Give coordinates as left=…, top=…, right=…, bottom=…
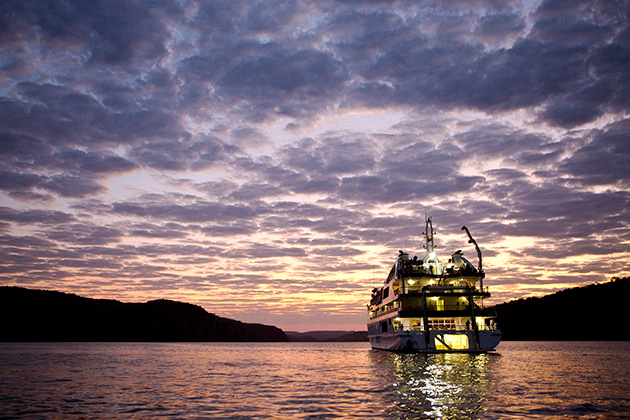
left=1, top=0, right=629, bottom=331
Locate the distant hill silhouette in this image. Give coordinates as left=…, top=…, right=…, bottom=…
left=0, top=287, right=288, bottom=342
left=285, top=330, right=368, bottom=342
left=494, top=277, right=630, bottom=341
left=5, top=278, right=628, bottom=343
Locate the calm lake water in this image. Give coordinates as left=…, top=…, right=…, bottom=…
left=1, top=341, right=629, bottom=419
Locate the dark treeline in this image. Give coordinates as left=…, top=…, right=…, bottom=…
left=0, top=287, right=288, bottom=342
left=494, top=277, right=630, bottom=341
left=285, top=330, right=368, bottom=342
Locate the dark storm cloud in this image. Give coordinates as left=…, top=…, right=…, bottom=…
left=0, top=0, right=178, bottom=66
left=380, top=141, right=462, bottom=179
left=44, top=175, right=105, bottom=198
left=469, top=181, right=630, bottom=241
left=1, top=0, right=627, bottom=191
left=523, top=236, right=630, bottom=260
left=0, top=131, right=136, bottom=199
left=2, top=0, right=628, bottom=137
left=220, top=48, right=347, bottom=107
left=510, top=0, right=630, bottom=126
left=43, top=224, right=123, bottom=246
left=338, top=176, right=485, bottom=205
left=129, top=222, right=189, bottom=239
left=268, top=135, right=480, bottom=205
left=270, top=133, right=486, bottom=205
left=3, top=82, right=186, bottom=147
left=336, top=0, right=630, bottom=127
left=0, top=170, right=105, bottom=199
left=112, top=200, right=257, bottom=224
left=559, top=118, right=630, bottom=186
left=280, top=136, right=377, bottom=175
left=129, top=135, right=238, bottom=171
left=0, top=207, right=75, bottom=225
left=0, top=133, right=52, bottom=169
left=50, top=149, right=137, bottom=174
left=225, top=182, right=284, bottom=202
left=0, top=171, right=45, bottom=193
left=455, top=125, right=552, bottom=159
left=0, top=0, right=189, bottom=199
left=174, top=3, right=350, bottom=120
left=475, top=12, right=527, bottom=41
left=0, top=80, right=187, bottom=199
left=0, top=235, right=55, bottom=249
left=222, top=243, right=307, bottom=259
left=201, top=221, right=259, bottom=237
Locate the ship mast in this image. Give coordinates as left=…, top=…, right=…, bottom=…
left=424, top=215, right=435, bottom=254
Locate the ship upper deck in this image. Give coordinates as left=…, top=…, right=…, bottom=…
left=368, top=217, right=492, bottom=312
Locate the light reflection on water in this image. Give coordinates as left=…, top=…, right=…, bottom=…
left=1, top=342, right=629, bottom=419
left=369, top=351, right=495, bottom=419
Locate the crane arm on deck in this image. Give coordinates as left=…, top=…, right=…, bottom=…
left=461, top=225, right=483, bottom=273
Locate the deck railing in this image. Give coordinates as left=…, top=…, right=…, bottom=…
left=369, top=303, right=400, bottom=319
left=393, top=324, right=498, bottom=332
left=400, top=304, right=484, bottom=312
left=401, top=285, right=490, bottom=294
left=370, top=301, right=495, bottom=319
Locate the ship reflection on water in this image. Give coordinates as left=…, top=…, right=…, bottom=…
left=370, top=350, right=496, bottom=418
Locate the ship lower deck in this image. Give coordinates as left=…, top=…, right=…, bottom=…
left=368, top=329, right=501, bottom=353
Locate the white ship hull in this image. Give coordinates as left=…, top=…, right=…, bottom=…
left=368, top=329, right=501, bottom=353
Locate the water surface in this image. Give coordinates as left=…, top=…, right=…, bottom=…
left=1, top=341, right=629, bottom=419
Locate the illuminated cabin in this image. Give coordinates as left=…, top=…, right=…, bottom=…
left=367, top=217, right=501, bottom=352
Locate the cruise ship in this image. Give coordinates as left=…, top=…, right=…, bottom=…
left=367, top=217, right=501, bottom=352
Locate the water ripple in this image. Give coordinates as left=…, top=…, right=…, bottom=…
left=1, top=342, right=629, bottom=419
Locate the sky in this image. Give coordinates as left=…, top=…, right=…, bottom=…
left=1, top=0, right=629, bottom=332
